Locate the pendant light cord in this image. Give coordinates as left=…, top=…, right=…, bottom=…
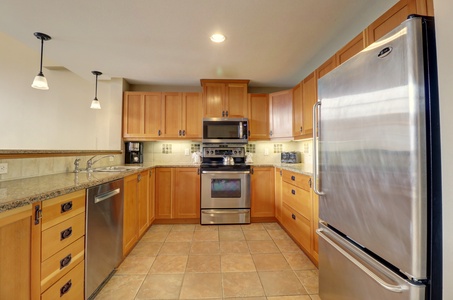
left=38, top=37, right=44, bottom=76
left=94, top=73, right=99, bottom=100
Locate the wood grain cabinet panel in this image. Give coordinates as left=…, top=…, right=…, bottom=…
left=250, top=166, right=275, bottom=218
left=41, top=261, right=84, bottom=300
left=155, top=168, right=173, bottom=219
left=201, top=79, right=249, bottom=118
left=336, top=31, right=366, bottom=65
left=123, top=92, right=162, bottom=139
left=301, top=71, right=317, bottom=137
left=248, top=93, right=270, bottom=140
left=269, top=89, right=292, bottom=139
left=292, top=82, right=303, bottom=138
left=41, top=190, right=85, bottom=230
left=274, top=168, right=283, bottom=222
left=182, top=92, right=203, bottom=139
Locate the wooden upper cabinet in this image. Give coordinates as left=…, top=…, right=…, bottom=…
left=162, top=92, right=183, bottom=138
left=301, top=71, right=317, bottom=137
left=248, top=94, right=270, bottom=140
left=336, top=31, right=366, bottom=65
left=201, top=79, right=249, bottom=118
left=123, top=92, right=162, bottom=139
left=317, top=55, right=337, bottom=79
left=292, top=82, right=303, bottom=138
left=182, top=92, right=203, bottom=139
left=269, top=89, right=292, bottom=139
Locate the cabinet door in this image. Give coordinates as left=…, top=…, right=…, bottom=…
left=123, top=92, right=144, bottom=137
left=162, top=92, right=183, bottom=138
left=269, top=89, right=292, bottom=139
left=137, top=170, right=150, bottom=237
left=155, top=168, right=173, bottom=219
left=0, top=204, right=40, bottom=300
left=251, top=167, right=275, bottom=218
left=149, top=168, right=156, bottom=224
left=274, top=168, right=283, bottom=222
left=317, top=55, right=337, bottom=79
left=292, top=82, right=303, bottom=138
left=203, top=82, right=226, bottom=118
left=301, top=72, right=317, bottom=137
left=336, top=31, right=366, bottom=65
left=248, top=94, right=269, bottom=140
left=173, top=168, right=200, bottom=219
left=226, top=83, right=248, bottom=117
left=182, top=92, right=203, bottom=139
left=144, top=93, right=163, bottom=137
left=366, top=0, right=417, bottom=45
left=123, top=174, right=138, bottom=255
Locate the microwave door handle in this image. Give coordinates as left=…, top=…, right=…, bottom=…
left=239, top=122, right=243, bottom=138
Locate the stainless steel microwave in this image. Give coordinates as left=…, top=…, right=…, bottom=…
left=202, top=118, right=248, bottom=144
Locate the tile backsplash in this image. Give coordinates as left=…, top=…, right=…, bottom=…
left=0, top=139, right=313, bottom=182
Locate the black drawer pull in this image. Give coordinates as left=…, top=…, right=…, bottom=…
left=61, top=201, right=73, bottom=213
left=292, top=214, right=296, bottom=220
left=60, top=227, right=73, bottom=241
left=291, top=189, right=296, bottom=195
left=291, top=175, right=296, bottom=181
left=60, top=280, right=72, bottom=296
left=60, top=254, right=72, bottom=269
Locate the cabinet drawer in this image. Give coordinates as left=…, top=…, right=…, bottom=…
left=41, top=237, right=85, bottom=292
left=41, top=260, right=84, bottom=300
left=42, top=190, right=86, bottom=231
left=282, top=170, right=311, bottom=191
left=282, top=203, right=311, bottom=252
left=282, top=181, right=311, bottom=220
left=42, top=213, right=85, bottom=261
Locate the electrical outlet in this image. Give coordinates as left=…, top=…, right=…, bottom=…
left=264, top=148, right=269, bottom=156
left=0, top=163, right=7, bottom=174
left=184, top=148, right=190, bottom=156
left=109, top=156, right=114, bottom=162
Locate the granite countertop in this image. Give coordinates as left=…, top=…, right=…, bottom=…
left=0, top=162, right=312, bottom=214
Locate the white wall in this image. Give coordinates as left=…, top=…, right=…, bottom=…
left=0, top=32, right=123, bottom=150
left=432, top=0, right=453, bottom=298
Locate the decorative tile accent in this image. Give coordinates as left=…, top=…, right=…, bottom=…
left=190, top=143, right=200, bottom=153
left=246, top=144, right=256, bottom=153
left=273, top=144, right=283, bottom=153
left=162, top=144, right=173, bottom=154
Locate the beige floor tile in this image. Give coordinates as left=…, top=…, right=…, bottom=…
left=263, top=223, right=283, bottom=230
left=193, top=230, right=219, bottom=241
left=220, top=241, right=249, bottom=253
left=166, top=230, right=194, bottom=242
left=267, top=296, right=312, bottom=300
left=283, top=252, right=317, bottom=270
left=258, top=270, right=308, bottom=296
left=241, top=223, right=265, bottom=231
left=116, top=256, right=155, bottom=275
left=218, top=224, right=243, bottom=231
left=222, top=272, right=265, bottom=298
left=309, top=295, right=322, bottom=300
left=171, top=224, right=196, bottom=232
left=186, top=255, right=221, bottom=273
left=295, top=270, right=319, bottom=294
left=179, top=273, right=222, bottom=299
left=128, top=241, right=162, bottom=257
left=221, top=254, right=256, bottom=272
left=253, top=253, right=291, bottom=271
left=149, top=255, right=188, bottom=274
left=247, top=240, right=280, bottom=254
left=135, top=274, right=184, bottom=299
left=190, top=241, right=220, bottom=255
left=226, top=298, right=267, bottom=300
left=274, top=239, right=303, bottom=253
left=267, top=229, right=291, bottom=240
left=141, top=230, right=170, bottom=242
left=219, top=230, right=245, bottom=241
left=95, top=274, right=145, bottom=300
left=147, top=224, right=173, bottom=232
left=158, top=242, right=192, bottom=255
left=244, top=230, right=272, bottom=241
left=195, top=224, right=219, bottom=231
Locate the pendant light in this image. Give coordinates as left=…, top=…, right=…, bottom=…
left=90, top=71, right=102, bottom=109
left=31, top=32, right=51, bottom=90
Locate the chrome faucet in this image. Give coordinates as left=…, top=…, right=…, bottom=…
left=86, top=155, right=114, bottom=172
left=73, top=158, right=81, bottom=173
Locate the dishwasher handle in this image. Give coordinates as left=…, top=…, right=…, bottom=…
left=94, top=188, right=121, bottom=204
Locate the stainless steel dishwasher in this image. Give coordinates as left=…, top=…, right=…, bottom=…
left=85, top=179, right=124, bottom=299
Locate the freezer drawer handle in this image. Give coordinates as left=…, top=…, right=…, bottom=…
left=312, top=101, right=325, bottom=196
left=94, top=188, right=121, bottom=204
left=317, top=228, right=407, bottom=293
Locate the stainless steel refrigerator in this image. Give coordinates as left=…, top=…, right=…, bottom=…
left=313, top=16, right=442, bottom=300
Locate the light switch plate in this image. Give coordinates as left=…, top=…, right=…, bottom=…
left=185, top=148, right=190, bottom=156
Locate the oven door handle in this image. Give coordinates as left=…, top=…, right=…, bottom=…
left=202, top=209, right=250, bottom=214
left=201, top=170, right=250, bottom=174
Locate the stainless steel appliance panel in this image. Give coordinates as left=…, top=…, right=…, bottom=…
left=202, top=117, right=248, bottom=144
left=85, top=179, right=124, bottom=299
left=317, top=223, right=425, bottom=300
left=317, top=18, right=427, bottom=279
left=201, top=209, right=250, bottom=224
left=201, top=170, right=250, bottom=209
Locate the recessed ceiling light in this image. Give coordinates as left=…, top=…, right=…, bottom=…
left=210, top=33, right=226, bottom=43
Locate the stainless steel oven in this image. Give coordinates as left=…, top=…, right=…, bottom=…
left=200, top=145, right=251, bottom=224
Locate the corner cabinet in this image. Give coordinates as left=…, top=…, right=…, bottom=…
left=248, top=94, right=270, bottom=140
left=201, top=79, right=249, bottom=118
left=250, top=166, right=275, bottom=220
left=0, top=204, right=41, bottom=300
left=269, top=89, right=293, bottom=139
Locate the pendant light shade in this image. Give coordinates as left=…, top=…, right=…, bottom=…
left=90, top=71, right=102, bottom=109
left=31, top=32, right=51, bottom=90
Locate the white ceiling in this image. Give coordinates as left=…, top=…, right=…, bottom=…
left=0, top=0, right=397, bottom=89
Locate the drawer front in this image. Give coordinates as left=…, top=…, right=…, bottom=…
left=42, top=190, right=86, bottom=230
left=41, top=260, right=84, bottom=300
left=282, top=181, right=311, bottom=220
left=41, top=237, right=85, bottom=292
left=42, top=213, right=85, bottom=261
left=282, top=203, right=311, bottom=252
left=282, top=170, right=311, bottom=191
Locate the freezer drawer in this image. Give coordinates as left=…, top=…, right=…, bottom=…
left=318, top=224, right=425, bottom=300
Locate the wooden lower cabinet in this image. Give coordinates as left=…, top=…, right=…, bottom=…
left=41, top=261, right=84, bottom=300
left=251, top=166, right=275, bottom=219
left=149, top=168, right=156, bottom=224
left=274, top=168, right=283, bottom=222
left=282, top=203, right=311, bottom=253
left=155, top=167, right=200, bottom=221
left=0, top=204, right=40, bottom=300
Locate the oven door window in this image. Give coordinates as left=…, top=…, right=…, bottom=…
left=211, top=178, right=241, bottom=198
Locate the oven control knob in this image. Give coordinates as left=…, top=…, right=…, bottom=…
left=233, top=150, right=237, bottom=154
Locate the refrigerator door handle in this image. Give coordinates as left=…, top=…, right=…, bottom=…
left=312, top=101, right=325, bottom=196
left=317, top=228, right=407, bottom=293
